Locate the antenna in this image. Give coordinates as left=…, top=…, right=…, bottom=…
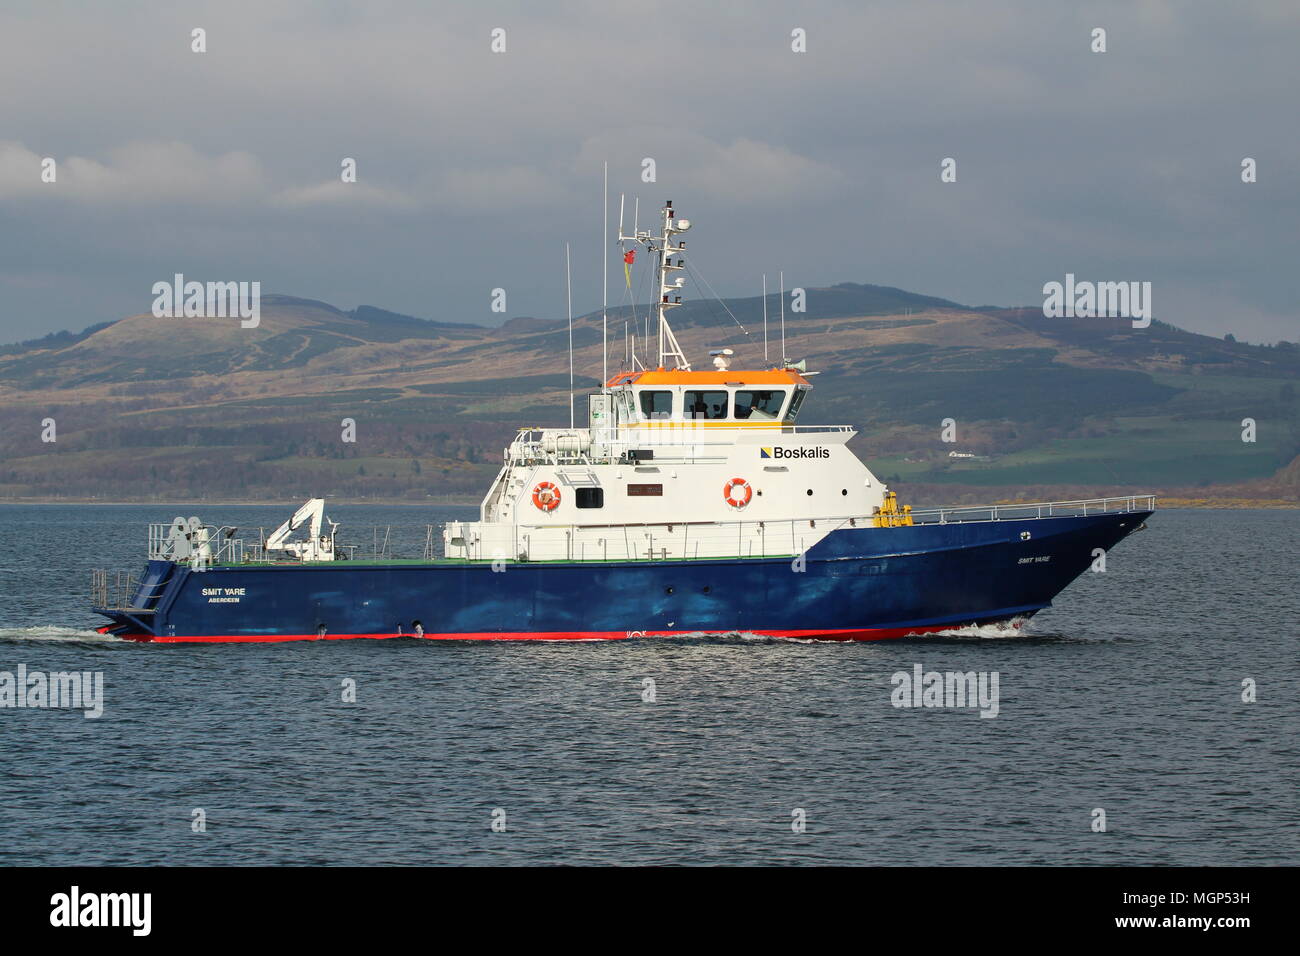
left=618, top=192, right=632, bottom=368
left=637, top=197, right=647, bottom=352
left=618, top=197, right=691, bottom=370
left=763, top=273, right=769, bottom=364
left=602, top=162, right=608, bottom=386
left=566, top=242, right=574, bottom=429
left=779, top=270, right=786, bottom=365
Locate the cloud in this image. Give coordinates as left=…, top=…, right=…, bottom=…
left=273, top=179, right=417, bottom=210
left=574, top=130, right=845, bottom=205
left=0, top=1, right=1297, bottom=344
left=424, top=165, right=558, bottom=212
left=679, top=136, right=846, bottom=202
left=0, top=140, right=266, bottom=202
left=1, top=138, right=552, bottom=214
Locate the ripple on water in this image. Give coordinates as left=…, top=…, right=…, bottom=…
left=0, top=504, right=1296, bottom=866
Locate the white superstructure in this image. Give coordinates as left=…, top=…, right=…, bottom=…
left=444, top=201, right=898, bottom=564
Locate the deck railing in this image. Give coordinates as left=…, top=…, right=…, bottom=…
left=507, top=424, right=855, bottom=466
left=444, top=495, right=1156, bottom=563
left=147, top=523, right=244, bottom=565
left=906, top=495, right=1156, bottom=525
left=91, top=569, right=146, bottom=610
left=125, top=495, right=1156, bottom=571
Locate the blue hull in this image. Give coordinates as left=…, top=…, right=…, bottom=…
left=94, top=511, right=1150, bottom=642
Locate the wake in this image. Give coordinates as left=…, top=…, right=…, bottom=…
left=0, top=625, right=123, bottom=644
left=923, top=618, right=1035, bottom=640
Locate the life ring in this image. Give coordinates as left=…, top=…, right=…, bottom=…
left=723, top=477, right=752, bottom=508
left=532, top=481, right=561, bottom=511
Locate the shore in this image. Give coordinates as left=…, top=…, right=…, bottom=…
left=0, top=497, right=483, bottom=507
left=0, top=496, right=1295, bottom=509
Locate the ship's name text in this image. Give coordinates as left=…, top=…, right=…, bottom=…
left=203, top=587, right=245, bottom=604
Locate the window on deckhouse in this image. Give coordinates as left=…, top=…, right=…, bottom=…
left=684, top=390, right=728, bottom=420
left=639, top=390, right=673, bottom=420
left=784, top=387, right=809, bottom=423
left=734, top=389, right=788, bottom=420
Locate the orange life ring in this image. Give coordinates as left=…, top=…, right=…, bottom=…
left=723, top=477, right=752, bottom=508
left=532, top=481, right=561, bottom=512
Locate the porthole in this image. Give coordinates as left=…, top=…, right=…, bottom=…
left=841, top=489, right=848, bottom=496
left=665, top=586, right=674, bottom=595
left=806, top=489, right=814, bottom=496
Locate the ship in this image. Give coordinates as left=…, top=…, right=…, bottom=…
left=91, top=200, right=1154, bottom=642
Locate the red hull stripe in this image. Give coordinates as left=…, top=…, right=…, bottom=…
left=116, top=624, right=963, bottom=644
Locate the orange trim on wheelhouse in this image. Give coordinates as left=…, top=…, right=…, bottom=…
left=605, top=368, right=810, bottom=387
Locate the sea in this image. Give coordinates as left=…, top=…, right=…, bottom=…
left=0, top=504, right=1295, bottom=865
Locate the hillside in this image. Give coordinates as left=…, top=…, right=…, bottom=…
left=0, top=285, right=1296, bottom=504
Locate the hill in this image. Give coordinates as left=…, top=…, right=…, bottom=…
left=0, top=284, right=1296, bottom=504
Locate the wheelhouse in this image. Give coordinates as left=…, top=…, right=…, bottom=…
left=607, top=368, right=812, bottom=426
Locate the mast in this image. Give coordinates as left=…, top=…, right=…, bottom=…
left=620, top=199, right=692, bottom=370
left=779, top=269, right=786, bottom=366
left=602, top=162, right=608, bottom=385
left=566, top=242, right=574, bottom=428
left=634, top=197, right=643, bottom=365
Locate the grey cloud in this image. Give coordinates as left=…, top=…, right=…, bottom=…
left=0, top=0, right=1296, bottom=343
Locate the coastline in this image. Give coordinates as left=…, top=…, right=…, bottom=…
left=0, top=497, right=483, bottom=507
left=0, top=496, right=1294, bottom=509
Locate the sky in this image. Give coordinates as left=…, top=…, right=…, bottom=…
left=1, top=0, right=1297, bottom=345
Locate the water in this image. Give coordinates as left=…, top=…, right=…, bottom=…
left=0, top=504, right=1295, bottom=865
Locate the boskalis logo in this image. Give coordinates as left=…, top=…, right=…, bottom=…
left=761, top=446, right=829, bottom=460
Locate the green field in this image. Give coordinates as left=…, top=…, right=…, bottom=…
left=872, top=413, right=1293, bottom=487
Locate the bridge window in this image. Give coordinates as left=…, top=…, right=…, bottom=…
left=684, top=390, right=728, bottom=419
left=639, top=390, right=673, bottom=419
left=784, top=387, right=808, bottom=423
left=616, top=389, right=636, bottom=423
left=734, top=389, right=787, bottom=420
